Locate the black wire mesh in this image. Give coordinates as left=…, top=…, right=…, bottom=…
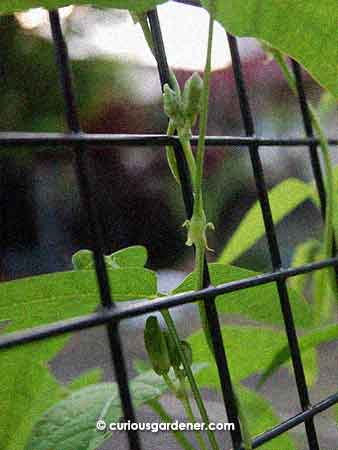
left=0, top=3, right=337, bottom=450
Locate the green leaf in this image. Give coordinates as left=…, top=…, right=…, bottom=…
left=173, top=263, right=313, bottom=329
left=289, top=239, right=320, bottom=295
left=25, top=364, right=207, bottom=450
left=0, top=0, right=166, bottom=15
left=25, top=383, right=120, bottom=450
left=0, top=270, right=107, bottom=450
left=166, top=145, right=180, bottom=184
left=0, top=359, right=66, bottom=450
left=72, top=249, right=95, bottom=270
left=134, top=359, right=151, bottom=374
left=317, top=92, right=337, bottom=118
left=312, top=263, right=337, bottom=326
left=187, top=325, right=317, bottom=389
left=203, top=0, right=337, bottom=97
left=309, top=164, right=338, bottom=243
left=73, top=246, right=148, bottom=271
left=0, top=268, right=157, bottom=331
left=164, top=333, right=193, bottom=370
left=219, top=179, right=313, bottom=264
left=106, top=245, right=148, bottom=268
left=68, top=369, right=103, bottom=392
left=237, top=385, right=296, bottom=450
left=0, top=267, right=156, bottom=450
left=259, top=323, right=338, bottom=386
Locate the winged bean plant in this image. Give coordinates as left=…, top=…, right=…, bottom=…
left=0, top=1, right=337, bottom=450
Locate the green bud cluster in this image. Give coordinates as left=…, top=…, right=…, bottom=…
left=163, top=72, right=203, bottom=135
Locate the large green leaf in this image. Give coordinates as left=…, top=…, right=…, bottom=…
left=237, top=385, right=295, bottom=450
left=0, top=358, right=66, bottom=450
left=173, top=263, right=313, bottom=329
left=0, top=0, right=165, bottom=15
left=0, top=361, right=103, bottom=450
left=187, top=325, right=317, bottom=388
left=0, top=268, right=157, bottom=331
left=203, top=0, right=337, bottom=97
left=219, top=179, right=313, bottom=264
left=259, top=323, right=338, bottom=386
left=25, top=364, right=207, bottom=450
left=0, top=266, right=156, bottom=450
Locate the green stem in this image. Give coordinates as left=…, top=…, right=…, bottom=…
left=196, top=240, right=213, bottom=353
left=178, top=130, right=197, bottom=186
left=137, top=14, right=155, bottom=57
left=166, top=119, right=181, bottom=183
left=137, top=13, right=197, bottom=190
left=138, top=7, right=220, bottom=449
left=195, top=240, right=205, bottom=293
left=161, top=309, right=221, bottom=450
left=167, top=119, right=176, bottom=138
left=309, top=104, right=338, bottom=321
left=193, top=5, right=215, bottom=354
left=147, top=399, right=197, bottom=450
left=177, top=372, right=209, bottom=450
left=194, top=10, right=214, bottom=211
left=309, top=105, right=335, bottom=267
left=163, top=372, right=179, bottom=395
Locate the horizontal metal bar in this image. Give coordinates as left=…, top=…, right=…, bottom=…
left=0, top=255, right=337, bottom=351
left=251, top=391, right=338, bottom=448
left=0, top=132, right=337, bottom=149
left=172, top=0, right=202, bottom=6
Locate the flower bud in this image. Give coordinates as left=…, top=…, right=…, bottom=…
left=182, top=72, right=203, bottom=126
left=164, top=333, right=193, bottom=369
left=144, top=316, right=171, bottom=376
left=163, top=84, right=183, bottom=125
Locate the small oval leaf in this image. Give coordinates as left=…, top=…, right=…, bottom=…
left=106, top=245, right=148, bottom=268
left=72, top=249, right=95, bottom=271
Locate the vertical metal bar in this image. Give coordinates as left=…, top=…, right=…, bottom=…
left=148, top=9, right=243, bottom=448
left=48, top=11, right=141, bottom=450
left=226, top=33, right=320, bottom=449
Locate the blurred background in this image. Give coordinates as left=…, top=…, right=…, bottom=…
left=0, top=2, right=337, bottom=449
left=1, top=1, right=336, bottom=281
